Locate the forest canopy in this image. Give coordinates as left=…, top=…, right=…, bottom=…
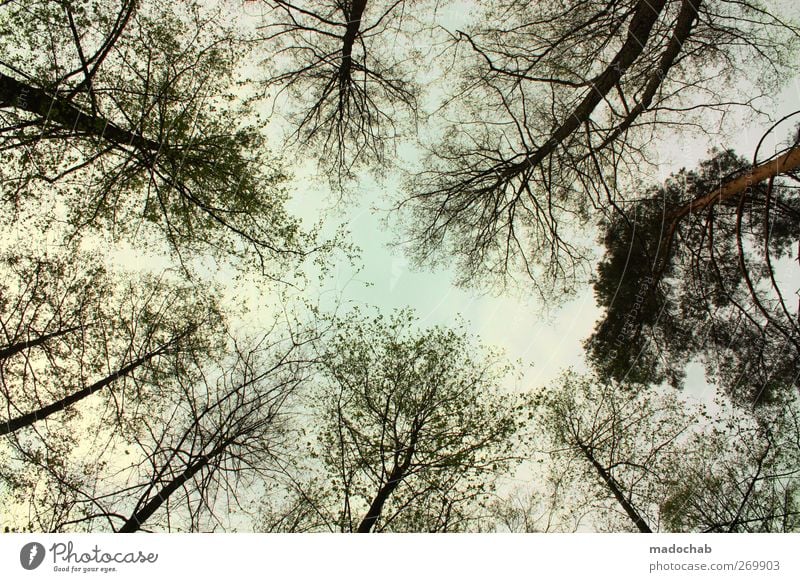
left=1, top=0, right=798, bottom=533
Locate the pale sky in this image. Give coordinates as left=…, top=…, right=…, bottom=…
left=88, top=0, right=800, bottom=410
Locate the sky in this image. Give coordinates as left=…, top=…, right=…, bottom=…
left=0, top=0, right=794, bottom=400
left=26, top=0, right=797, bottom=407
left=113, top=25, right=800, bottom=526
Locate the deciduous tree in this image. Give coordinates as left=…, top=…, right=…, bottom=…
left=399, top=0, right=799, bottom=296
left=534, top=372, right=800, bottom=532
left=0, top=0, right=313, bottom=274
left=0, top=248, right=226, bottom=531
left=264, top=310, right=523, bottom=532
left=255, top=0, right=420, bottom=185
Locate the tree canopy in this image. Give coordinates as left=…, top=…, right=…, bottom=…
left=1, top=0, right=799, bottom=535
left=398, top=0, right=799, bottom=296
left=529, top=372, right=800, bottom=533
left=0, top=0, right=315, bottom=274
left=587, top=143, right=800, bottom=404
left=256, top=0, right=421, bottom=185
left=261, top=310, right=523, bottom=532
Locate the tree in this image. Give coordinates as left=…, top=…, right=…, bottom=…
left=0, top=249, right=221, bottom=436
left=398, top=0, right=799, bottom=296
left=112, top=330, right=315, bottom=533
left=660, top=399, right=800, bottom=532
left=534, top=372, right=800, bottom=532
left=255, top=0, right=420, bottom=184
left=484, top=483, right=587, bottom=533
left=0, top=0, right=313, bottom=273
left=587, top=136, right=800, bottom=404
left=1, top=311, right=321, bottom=533
left=536, top=371, right=696, bottom=532
left=0, top=248, right=227, bottom=531
left=263, top=309, right=523, bottom=532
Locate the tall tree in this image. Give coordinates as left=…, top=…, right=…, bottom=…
left=536, top=372, right=696, bottom=532
left=255, top=0, right=420, bottom=184
left=0, top=248, right=226, bottom=531
left=1, top=314, right=320, bottom=533
left=535, top=372, right=800, bottom=532
left=263, top=309, right=523, bottom=532
left=113, top=331, right=313, bottom=533
left=398, top=0, right=799, bottom=296
left=587, top=138, right=800, bottom=404
left=660, top=398, right=800, bottom=532
left=0, top=0, right=313, bottom=273
left=0, top=249, right=222, bottom=436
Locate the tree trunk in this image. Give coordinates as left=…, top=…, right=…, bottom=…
left=339, top=0, right=368, bottom=82
left=669, top=143, right=800, bottom=222
left=595, top=0, right=701, bottom=151
left=356, top=430, right=418, bottom=533
left=0, top=328, right=191, bottom=435
left=579, top=443, right=653, bottom=533
left=117, top=444, right=227, bottom=533
left=0, top=325, right=83, bottom=361
left=0, top=72, right=161, bottom=153
left=356, top=465, right=406, bottom=533
left=504, top=0, right=668, bottom=178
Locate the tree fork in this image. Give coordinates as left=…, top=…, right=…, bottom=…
left=117, top=444, right=227, bottom=533
left=356, top=466, right=406, bottom=533
left=594, top=0, right=701, bottom=152
left=357, top=434, right=418, bottom=533
left=503, top=0, right=668, bottom=179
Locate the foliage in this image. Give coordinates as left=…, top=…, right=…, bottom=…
left=660, top=398, right=800, bottom=532
left=398, top=0, right=800, bottom=296
left=587, top=147, right=800, bottom=404
left=0, top=247, right=227, bottom=531
left=264, top=309, right=524, bottom=532
left=529, top=371, right=800, bottom=532
left=0, top=0, right=315, bottom=275
left=1, top=0, right=799, bottom=534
